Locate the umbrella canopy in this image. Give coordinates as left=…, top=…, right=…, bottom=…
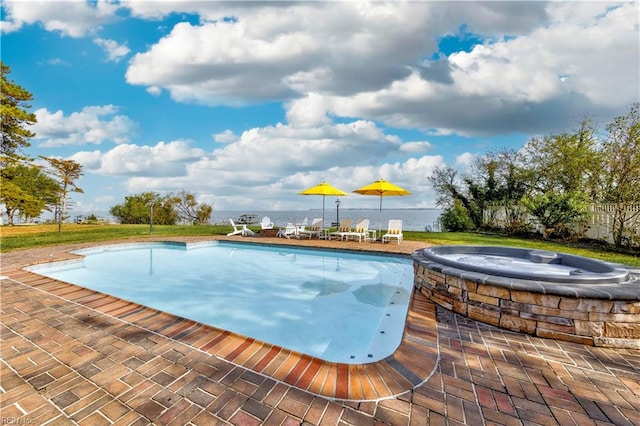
left=353, top=179, right=411, bottom=239
left=298, top=181, right=347, bottom=226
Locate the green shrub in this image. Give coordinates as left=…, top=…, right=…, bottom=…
left=440, top=200, right=475, bottom=232
left=522, top=191, right=587, bottom=240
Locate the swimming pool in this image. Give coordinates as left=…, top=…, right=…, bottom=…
left=27, top=241, right=414, bottom=363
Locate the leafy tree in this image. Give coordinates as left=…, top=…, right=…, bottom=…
left=428, top=150, right=531, bottom=230
left=110, top=192, right=179, bottom=225
left=470, top=150, right=532, bottom=231
left=523, top=119, right=602, bottom=197
left=1, top=62, right=36, bottom=161
left=520, top=119, right=601, bottom=238
left=601, top=103, right=640, bottom=247
left=174, top=190, right=213, bottom=224
left=154, top=195, right=180, bottom=225
left=111, top=192, right=155, bottom=225
left=429, top=166, right=483, bottom=228
left=110, top=191, right=211, bottom=225
left=41, top=157, right=84, bottom=232
left=0, top=163, right=59, bottom=225
left=195, top=203, right=213, bottom=225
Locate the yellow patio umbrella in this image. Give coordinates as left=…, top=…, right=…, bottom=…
left=353, top=179, right=411, bottom=239
left=298, top=181, right=348, bottom=227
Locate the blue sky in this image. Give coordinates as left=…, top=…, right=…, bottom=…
left=2, top=1, right=638, bottom=218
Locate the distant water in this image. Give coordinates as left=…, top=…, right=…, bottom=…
left=213, top=209, right=442, bottom=232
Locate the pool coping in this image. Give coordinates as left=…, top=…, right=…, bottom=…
left=3, top=239, right=440, bottom=402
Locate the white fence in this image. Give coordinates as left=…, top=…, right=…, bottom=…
left=483, top=203, right=640, bottom=246
left=583, top=203, right=640, bottom=244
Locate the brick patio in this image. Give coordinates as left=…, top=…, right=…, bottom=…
left=1, top=236, right=639, bottom=425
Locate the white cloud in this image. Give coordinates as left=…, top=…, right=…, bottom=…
left=11, top=1, right=634, bottom=136
left=124, top=2, right=440, bottom=105
left=447, top=2, right=638, bottom=107
left=93, top=38, right=130, bottom=62
left=213, top=130, right=238, bottom=144
left=69, top=150, right=103, bottom=170
left=72, top=140, right=206, bottom=177
left=123, top=153, right=445, bottom=211
left=180, top=119, right=401, bottom=186
left=32, top=105, right=137, bottom=147
left=399, top=141, right=433, bottom=153
left=121, top=1, right=205, bottom=20
left=70, top=117, right=442, bottom=209
left=46, top=58, right=71, bottom=66
left=285, top=94, right=332, bottom=128
left=455, top=152, right=477, bottom=167
left=146, top=86, right=162, bottom=96
left=321, top=2, right=637, bottom=136
left=121, top=2, right=637, bottom=136
left=1, top=0, right=119, bottom=37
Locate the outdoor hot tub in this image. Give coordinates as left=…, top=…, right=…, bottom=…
left=412, top=246, right=640, bottom=349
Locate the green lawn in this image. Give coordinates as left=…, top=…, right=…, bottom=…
left=2, top=223, right=639, bottom=266
left=404, top=231, right=639, bottom=266
left=0, top=224, right=232, bottom=252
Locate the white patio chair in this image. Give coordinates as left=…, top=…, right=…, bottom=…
left=296, top=217, right=308, bottom=233
left=298, top=218, right=323, bottom=239
left=381, top=219, right=403, bottom=244
left=344, top=218, right=370, bottom=242
left=329, top=218, right=353, bottom=241
left=260, top=216, right=274, bottom=230
left=277, top=223, right=299, bottom=239
left=227, top=219, right=256, bottom=237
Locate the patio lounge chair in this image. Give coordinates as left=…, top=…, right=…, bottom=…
left=344, top=218, right=370, bottom=242
left=298, top=218, right=323, bottom=239
left=382, top=219, right=403, bottom=244
left=296, top=217, right=308, bottom=233
left=260, top=216, right=274, bottom=230
left=277, top=223, right=299, bottom=239
left=227, top=219, right=256, bottom=237
left=329, top=218, right=353, bottom=241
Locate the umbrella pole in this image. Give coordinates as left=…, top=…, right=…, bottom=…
left=322, top=195, right=325, bottom=228
left=378, top=195, right=383, bottom=242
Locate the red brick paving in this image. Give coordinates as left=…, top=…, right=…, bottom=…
left=1, top=236, right=639, bottom=425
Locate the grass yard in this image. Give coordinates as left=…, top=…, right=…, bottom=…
left=0, top=224, right=229, bottom=252
left=404, top=231, right=640, bottom=266
left=1, top=223, right=639, bottom=266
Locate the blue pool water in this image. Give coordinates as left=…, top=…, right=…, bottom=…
left=27, top=241, right=414, bottom=363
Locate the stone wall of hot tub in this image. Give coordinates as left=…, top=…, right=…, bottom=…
left=412, top=259, right=640, bottom=350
